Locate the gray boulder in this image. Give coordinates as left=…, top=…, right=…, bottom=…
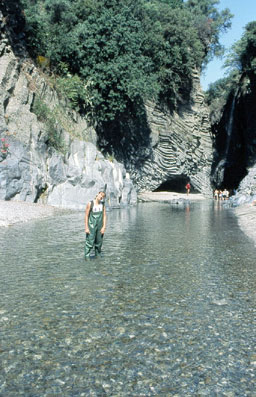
left=0, top=23, right=137, bottom=209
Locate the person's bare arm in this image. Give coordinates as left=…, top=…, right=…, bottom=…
left=85, top=202, right=91, bottom=234
left=101, top=206, right=106, bottom=234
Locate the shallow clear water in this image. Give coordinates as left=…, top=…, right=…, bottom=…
left=0, top=201, right=255, bottom=396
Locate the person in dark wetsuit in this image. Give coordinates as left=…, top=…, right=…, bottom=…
left=84, top=191, right=106, bottom=259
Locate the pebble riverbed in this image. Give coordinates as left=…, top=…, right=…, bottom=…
left=0, top=201, right=255, bottom=396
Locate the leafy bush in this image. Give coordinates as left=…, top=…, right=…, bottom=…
left=206, top=21, right=256, bottom=123
left=21, top=0, right=232, bottom=123
left=185, top=0, right=232, bottom=65
left=32, top=97, right=65, bottom=152
left=55, top=74, right=90, bottom=111
left=205, top=74, right=239, bottom=123
left=225, top=21, right=256, bottom=83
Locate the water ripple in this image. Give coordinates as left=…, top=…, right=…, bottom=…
left=0, top=202, right=255, bottom=396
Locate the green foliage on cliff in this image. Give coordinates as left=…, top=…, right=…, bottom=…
left=204, top=73, right=238, bottom=124
left=32, top=97, right=66, bottom=152
left=185, top=0, right=232, bottom=64
left=21, top=0, right=232, bottom=123
left=206, top=21, right=256, bottom=123
left=225, top=21, right=256, bottom=81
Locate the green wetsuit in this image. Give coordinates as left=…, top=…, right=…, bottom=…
left=85, top=201, right=104, bottom=258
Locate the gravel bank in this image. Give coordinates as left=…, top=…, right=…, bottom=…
left=138, top=191, right=206, bottom=202
left=0, top=200, right=68, bottom=227
left=234, top=203, right=256, bottom=246
left=0, top=193, right=203, bottom=228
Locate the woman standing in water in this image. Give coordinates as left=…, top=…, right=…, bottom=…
left=84, top=191, right=107, bottom=259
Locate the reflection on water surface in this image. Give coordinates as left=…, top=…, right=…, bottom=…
left=0, top=201, right=255, bottom=396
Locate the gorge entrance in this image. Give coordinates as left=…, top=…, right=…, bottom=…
left=154, top=175, right=198, bottom=193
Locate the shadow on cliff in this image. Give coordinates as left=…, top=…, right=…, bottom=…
left=211, top=75, right=256, bottom=190
left=0, top=0, right=26, bottom=57
left=96, top=100, right=152, bottom=172
left=96, top=85, right=194, bottom=177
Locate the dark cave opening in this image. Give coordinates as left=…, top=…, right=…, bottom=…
left=154, top=176, right=198, bottom=193
left=211, top=141, right=248, bottom=192
left=222, top=161, right=248, bottom=191
left=211, top=85, right=256, bottom=193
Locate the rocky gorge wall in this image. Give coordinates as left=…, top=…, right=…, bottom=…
left=0, top=2, right=215, bottom=207
left=97, top=72, right=214, bottom=196
left=211, top=74, right=256, bottom=203
left=0, top=8, right=137, bottom=210
left=130, top=74, right=213, bottom=196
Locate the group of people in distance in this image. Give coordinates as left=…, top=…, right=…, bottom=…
left=214, top=188, right=229, bottom=201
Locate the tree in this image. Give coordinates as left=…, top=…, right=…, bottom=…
left=21, top=0, right=233, bottom=122
left=185, top=0, right=233, bottom=64
left=206, top=21, right=256, bottom=123
left=237, top=22, right=256, bottom=82
left=156, top=0, right=183, bottom=7
left=224, top=21, right=256, bottom=84
left=142, top=2, right=205, bottom=106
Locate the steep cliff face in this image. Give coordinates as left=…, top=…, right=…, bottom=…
left=211, top=74, right=256, bottom=194
left=0, top=10, right=137, bottom=209
left=127, top=73, right=213, bottom=195
left=97, top=72, right=213, bottom=196
left=0, top=3, right=214, bottom=203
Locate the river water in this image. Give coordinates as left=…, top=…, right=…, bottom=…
left=0, top=200, right=255, bottom=396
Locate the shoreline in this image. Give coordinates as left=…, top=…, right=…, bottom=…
left=234, top=203, right=256, bottom=247
left=1, top=195, right=256, bottom=247
left=0, top=192, right=204, bottom=228
left=138, top=191, right=206, bottom=202
left=138, top=191, right=256, bottom=246
left=0, top=199, right=68, bottom=227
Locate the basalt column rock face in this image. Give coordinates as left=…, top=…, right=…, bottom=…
left=0, top=9, right=137, bottom=209
left=128, top=73, right=213, bottom=196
